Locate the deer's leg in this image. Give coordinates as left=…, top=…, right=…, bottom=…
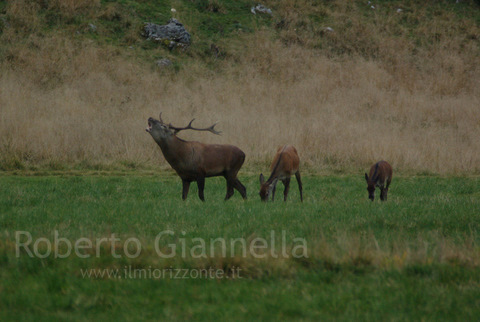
left=228, top=155, right=246, bottom=200
left=271, top=181, right=278, bottom=201
left=233, top=179, right=247, bottom=200
left=225, top=171, right=246, bottom=200
left=225, top=177, right=235, bottom=200
left=384, top=177, right=391, bottom=201
left=182, top=180, right=191, bottom=200
left=197, top=177, right=205, bottom=201
left=380, top=185, right=385, bottom=201
left=283, top=178, right=291, bottom=202
left=295, top=171, right=303, bottom=202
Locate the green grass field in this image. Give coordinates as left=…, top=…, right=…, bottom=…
left=1, top=173, right=479, bottom=320
left=1, top=0, right=479, bottom=320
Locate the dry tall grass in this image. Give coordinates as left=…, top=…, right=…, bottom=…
left=1, top=0, right=479, bottom=174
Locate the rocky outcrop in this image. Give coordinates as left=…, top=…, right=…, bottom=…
left=250, top=4, right=273, bottom=15
left=144, top=18, right=191, bottom=47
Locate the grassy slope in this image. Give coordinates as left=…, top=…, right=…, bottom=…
left=2, top=0, right=477, bottom=75
left=0, top=0, right=271, bottom=66
left=0, top=175, right=479, bottom=319
left=1, top=0, right=479, bottom=173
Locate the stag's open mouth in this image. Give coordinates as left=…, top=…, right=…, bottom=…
left=146, top=121, right=152, bottom=133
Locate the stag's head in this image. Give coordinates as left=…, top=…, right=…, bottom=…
left=146, top=114, right=174, bottom=142
left=146, top=113, right=221, bottom=143
left=259, top=174, right=278, bottom=202
left=364, top=173, right=376, bottom=201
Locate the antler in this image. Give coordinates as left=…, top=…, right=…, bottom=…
left=169, top=119, right=221, bottom=135
left=159, top=112, right=164, bottom=123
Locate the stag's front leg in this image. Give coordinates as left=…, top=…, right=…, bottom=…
left=197, top=176, right=205, bottom=201
left=283, top=178, right=291, bottom=201
left=182, top=180, right=191, bottom=200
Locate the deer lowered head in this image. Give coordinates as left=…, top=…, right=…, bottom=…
left=259, top=174, right=278, bottom=202
left=258, top=145, right=303, bottom=202
left=364, top=161, right=393, bottom=202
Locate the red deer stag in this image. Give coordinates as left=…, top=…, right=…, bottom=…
left=259, top=145, right=303, bottom=202
left=146, top=114, right=247, bottom=201
left=364, top=161, right=393, bottom=201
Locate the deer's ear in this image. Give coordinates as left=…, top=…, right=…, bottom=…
left=259, top=174, right=265, bottom=185
left=365, top=173, right=369, bottom=182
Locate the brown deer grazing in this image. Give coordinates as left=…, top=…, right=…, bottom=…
left=364, top=161, right=393, bottom=201
left=259, top=145, right=303, bottom=202
left=146, top=114, right=247, bottom=201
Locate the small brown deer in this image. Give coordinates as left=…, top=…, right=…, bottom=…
left=259, top=145, right=303, bottom=202
left=146, top=114, right=247, bottom=201
left=364, top=161, right=393, bottom=201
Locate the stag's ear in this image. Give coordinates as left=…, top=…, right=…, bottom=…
left=365, top=173, right=369, bottom=182
left=259, top=174, right=265, bottom=185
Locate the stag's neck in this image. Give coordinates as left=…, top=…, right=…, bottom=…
left=156, top=135, right=189, bottom=165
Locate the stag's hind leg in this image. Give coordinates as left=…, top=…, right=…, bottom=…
left=225, top=171, right=247, bottom=200
left=227, top=152, right=247, bottom=200
left=224, top=177, right=235, bottom=200
left=233, top=178, right=247, bottom=200
left=295, top=171, right=303, bottom=202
